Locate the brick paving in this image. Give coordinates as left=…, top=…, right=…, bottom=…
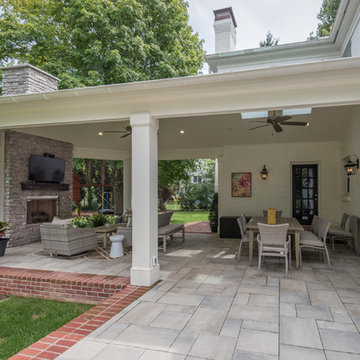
left=184, top=221, right=211, bottom=233
left=0, top=267, right=149, bottom=360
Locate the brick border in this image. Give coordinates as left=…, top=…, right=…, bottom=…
left=0, top=267, right=130, bottom=304
left=0, top=267, right=149, bottom=360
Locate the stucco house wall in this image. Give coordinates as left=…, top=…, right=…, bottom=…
left=341, top=106, right=360, bottom=215
left=218, top=141, right=342, bottom=224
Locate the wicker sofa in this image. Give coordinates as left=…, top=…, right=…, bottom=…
left=40, top=217, right=98, bottom=256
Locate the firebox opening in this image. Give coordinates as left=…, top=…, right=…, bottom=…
left=26, top=197, right=58, bottom=224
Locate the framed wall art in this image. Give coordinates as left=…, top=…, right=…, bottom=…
left=231, top=172, right=251, bottom=197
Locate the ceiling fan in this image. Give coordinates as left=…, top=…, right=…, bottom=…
left=98, top=125, right=132, bottom=138
left=247, top=112, right=310, bottom=133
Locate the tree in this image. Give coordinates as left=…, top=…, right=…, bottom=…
left=158, top=160, right=196, bottom=211
left=316, top=0, right=341, bottom=37
left=259, top=31, right=279, bottom=47
left=0, top=0, right=204, bottom=89
left=308, top=0, right=341, bottom=39
left=72, top=158, right=123, bottom=215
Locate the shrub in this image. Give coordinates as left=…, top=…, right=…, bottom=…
left=104, top=215, right=118, bottom=224
left=208, top=193, right=218, bottom=226
left=178, top=184, right=197, bottom=211
left=72, top=214, right=119, bottom=228
left=72, top=216, right=91, bottom=228
left=89, top=213, right=107, bottom=227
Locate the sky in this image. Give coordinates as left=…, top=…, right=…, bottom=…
left=187, top=0, right=324, bottom=55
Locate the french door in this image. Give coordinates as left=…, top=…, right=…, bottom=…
left=292, top=164, right=318, bottom=225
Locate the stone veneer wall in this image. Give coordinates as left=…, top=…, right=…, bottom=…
left=4, top=131, right=73, bottom=247
left=1, top=65, right=59, bottom=96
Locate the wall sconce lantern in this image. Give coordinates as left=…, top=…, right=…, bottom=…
left=261, top=165, right=268, bottom=180
left=344, top=155, right=359, bottom=192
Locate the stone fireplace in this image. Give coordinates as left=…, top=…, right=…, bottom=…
left=4, top=131, right=73, bottom=247
left=26, top=196, right=58, bottom=224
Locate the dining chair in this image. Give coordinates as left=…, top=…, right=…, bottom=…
left=300, top=215, right=319, bottom=241
left=236, top=215, right=249, bottom=261
left=256, top=223, right=291, bottom=275
left=300, top=217, right=331, bottom=267
left=328, top=213, right=354, bottom=251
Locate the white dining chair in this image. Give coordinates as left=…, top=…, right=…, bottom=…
left=236, top=215, right=249, bottom=261
left=257, top=223, right=291, bottom=275
left=300, top=217, right=331, bottom=267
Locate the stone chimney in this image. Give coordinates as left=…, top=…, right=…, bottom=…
left=1, top=64, right=59, bottom=96
left=213, top=7, right=237, bottom=53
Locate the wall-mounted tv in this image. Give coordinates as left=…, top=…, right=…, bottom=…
left=28, top=154, right=66, bottom=183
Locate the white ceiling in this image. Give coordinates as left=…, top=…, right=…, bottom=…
left=18, top=104, right=355, bottom=156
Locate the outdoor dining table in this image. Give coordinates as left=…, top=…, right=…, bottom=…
left=246, top=217, right=304, bottom=270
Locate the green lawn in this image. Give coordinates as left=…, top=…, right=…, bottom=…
left=166, top=204, right=209, bottom=224
left=0, top=296, right=92, bottom=360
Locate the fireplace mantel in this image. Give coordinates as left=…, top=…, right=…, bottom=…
left=21, top=182, right=70, bottom=191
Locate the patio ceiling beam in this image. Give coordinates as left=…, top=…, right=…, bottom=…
left=0, top=58, right=360, bottom=129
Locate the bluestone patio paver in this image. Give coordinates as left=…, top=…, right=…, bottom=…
left=4, top=233, right=360, bottom=360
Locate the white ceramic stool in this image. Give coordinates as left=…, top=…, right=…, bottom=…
left=109, top=234, right=124, bottom=258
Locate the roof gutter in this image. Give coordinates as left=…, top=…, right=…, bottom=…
left=1, top=57, right=360, bottom=105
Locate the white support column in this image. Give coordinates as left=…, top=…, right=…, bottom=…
left=130, top=113, right=160, bottom=286
left=214, top=158, right=219, bottom=193
left=123, top=158, right=132, bottom=213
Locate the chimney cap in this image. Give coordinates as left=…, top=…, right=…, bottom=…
left=213, top=7, right=237, bottom=28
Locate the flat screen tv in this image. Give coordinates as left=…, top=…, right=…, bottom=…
left=28, top=154, right=66, bottom=183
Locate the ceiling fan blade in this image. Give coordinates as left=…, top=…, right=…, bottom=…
left=279, top=116, right=293, bottom=122
left=282, top=122, right=309, bottom=126
left=120, top=133, right=130, bottom=138
left=247, top=124, right=270, bottom=131
left=273, top=123, right=283, bottom=133
left=246, top=120, right=267, bottom=124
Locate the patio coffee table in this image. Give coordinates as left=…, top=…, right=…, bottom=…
left=95, top=224, right=118, bottom=248
left=246, top=217, right=304, bottom=269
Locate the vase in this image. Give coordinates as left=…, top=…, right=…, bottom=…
left=0, top=238, right=9, bottom=257
left=210, top=223, right=218, bottom=233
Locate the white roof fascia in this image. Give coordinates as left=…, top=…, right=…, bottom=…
left=0, top=56, right=360, bottom=107
left=205, top=39, right=340, bottom=73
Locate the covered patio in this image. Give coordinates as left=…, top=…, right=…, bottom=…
left=1, top=57, right=360, bottom=286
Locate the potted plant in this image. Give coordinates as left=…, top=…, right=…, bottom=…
left=0, top=221, right=9, bottom=257
left=208, top=193, right=218, bottom=233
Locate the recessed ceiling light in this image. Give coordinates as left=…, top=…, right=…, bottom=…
left=98, top=131, right=104, bottom=136
left=180, top=130, right=185, bottom=134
